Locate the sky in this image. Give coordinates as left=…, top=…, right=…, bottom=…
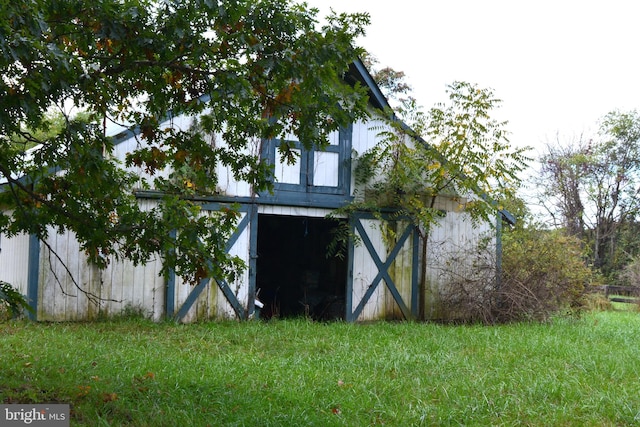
left=307, top=0, right=640, bottom=156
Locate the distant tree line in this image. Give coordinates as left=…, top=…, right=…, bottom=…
left=535, top=110, right=640, bottom=286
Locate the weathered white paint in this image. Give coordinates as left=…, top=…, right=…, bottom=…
left=386, top=220, right=415, bottom=320
left=111, top=120, right=182, bottom=187
left=258, top=205, right=334, bottom=218
left=350, top=218, right=418, bottom=321
left=351, top=117, right=386, bottom=157
left=0, top=231, right=30, bottom=295
left=313, top=151, right=339, bottom=187
left=351, top=218, right=388, bottom=320
left=422, top=198, right=494, bottom=319
left=274, top=147, right=301, bottom=185
left=1, top=105, right=498, bottom=322
left=172, top=209, right=252, bottom=322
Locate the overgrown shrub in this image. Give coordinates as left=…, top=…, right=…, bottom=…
left=0, top=281, right=32, bottom=320
left=619, top=256, right=640, bottom=287
left=435, top=226, right=597, bottom=324
left=582, top=293, right=613, bottom=311
left=433, top=236, right=498, bottom=324
left=497, top=227, right=596, bottom=322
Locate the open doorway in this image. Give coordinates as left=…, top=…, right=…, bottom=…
left=256, top=214, right=348, bottom=320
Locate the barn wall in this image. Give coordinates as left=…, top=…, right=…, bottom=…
left=350, top=218, right=417, bottom=321
left=37, top=230, right=165, bottom=322
left=422, top=198, right=494, bottom=320
left=3, top=106, right=499, bottom=322
left=111, top=113, right=348, bottom=199
left=34, top=198, right=165, bottom=321
left=350, top=117, right=390, bottom=199
left=0, top=231, right=30, bottom=295
left=112, top=114, right=194, bottom=189
left=259, top=205, right=334, bottom=218
left=172, top=208, right=252, bottom=323
left=386, top=220, right=415, bottom=320
left=39, top=227, right=94, bottom=321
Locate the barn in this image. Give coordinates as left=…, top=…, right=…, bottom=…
left=0, top=59, right=513, bottom=322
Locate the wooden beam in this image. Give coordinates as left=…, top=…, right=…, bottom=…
left=349, top=219, right=414, bottom=321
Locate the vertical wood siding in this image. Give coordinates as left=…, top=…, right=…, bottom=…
left=6, top=108, right=497, bottom=322
left=0, top=232, right=30, bottom=295
left=351, top=218, right=388, bottom=320
left=386, top=220, right=415, bottom=320
left=422, top=198, right=493, bottom=319
left=171, top=209, right=251, bottom=322
left=351, top=218, right=417, bottom=321
left=36, top=199, right=165, bottom=321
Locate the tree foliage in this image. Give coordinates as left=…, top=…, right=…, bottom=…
left=499, top=216, right=594, bottom=322
left=0, top=281, right=33, bottom=319
left=437, top=197, right=596, bottom=324
left=537, top=110, right=640, bottom=279
left=0, top=0, right=371, bottom=286
left=335, top=81, right=530, bottom=236
left=360, top=53, right=412, bottom=106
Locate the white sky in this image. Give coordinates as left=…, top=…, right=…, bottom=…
left=307, top=0, right=640, bottom=156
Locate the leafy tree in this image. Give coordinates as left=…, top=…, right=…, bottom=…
left=0, top=0, right=371, bottom=287
left=537, top=110, right=640, bottom=278
left=499, top=218, right=595, bottom=322
left=537, top=136, right=589, bottom=237
left=338, top=81, right=530, bottom=233
left=360, top=53, right=412, bottom=106
left=329, top=82, right=530, bottom=323
left=0, top=281, right=33, bottom=319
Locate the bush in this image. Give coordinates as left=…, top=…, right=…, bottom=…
left=0, top=281, right=32, bottom=319
left=497, top=227, right=595, bottom=322
left=434, top=236, right=499, bottom=324
left=619, top=256, right=640, bottom=287
left=435, top=226, right=597, bottom=324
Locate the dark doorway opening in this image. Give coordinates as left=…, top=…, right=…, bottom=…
left=256, top=214, right=347, bottom=320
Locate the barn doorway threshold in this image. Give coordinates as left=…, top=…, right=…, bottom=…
left=256, top=214, right=348, bottom=320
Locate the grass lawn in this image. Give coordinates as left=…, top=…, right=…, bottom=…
left=2, top=309, right=640, bottom=426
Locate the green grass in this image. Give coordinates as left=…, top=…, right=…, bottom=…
left=2, top=311, right=640, bottom=426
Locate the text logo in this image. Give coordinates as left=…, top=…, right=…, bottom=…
left=1, top=405, right=69, bottom=426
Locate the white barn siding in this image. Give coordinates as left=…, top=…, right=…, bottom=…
left=0, top=231, right=30, bottom=296
left=312, top=129, right=341, bottom=187
left=33, top=199, right=166, bottom=321
left=350, top=218, right=417, bottom=321
left=386, top=220, right=415, bottom=320
left=102, top=255, right=164, bottom=320
left=2, top=95, right=500, bottom=322
left=111, top=114, right=195, bottom=187
left=100, top=198, right=165, bottom=320
left=259, top=205, right=333, bottom=218
left=422, top=197, right=494, bottom=319
left=171, top=209, right=252, bottom=322
left=351, top=218, right=387, bottom=320
left=351, top=118, right=386, bottom=157
left=38, top=227, right=96, bottom=321
left=213, top=136, right=255, bottom=197
left=35, top=229, right=158, bottom=321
